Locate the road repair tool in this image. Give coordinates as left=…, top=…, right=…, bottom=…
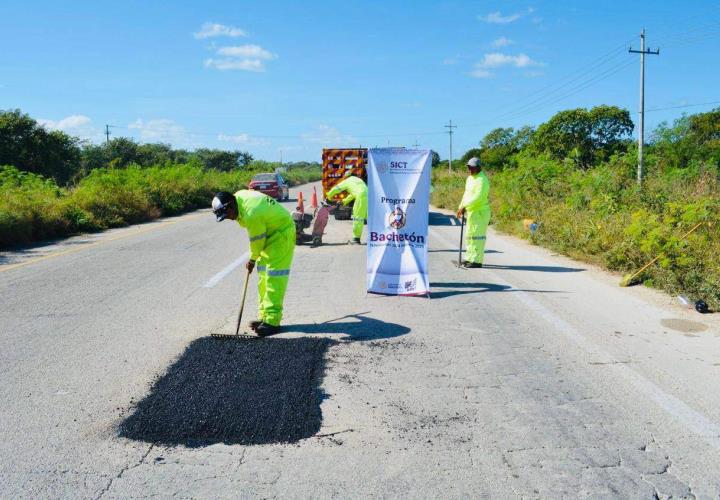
left=293, top=202, right=334, bottom=247
left=211, top=267, right=259, bottom=339
left=452, top=214, right=467, bottom=268
left=619, top=221, right=706, bottom=287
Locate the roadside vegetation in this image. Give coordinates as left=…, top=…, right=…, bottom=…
left=433, top=105, right=720, bottom=309
left=0, top=109, right=320, bottom=248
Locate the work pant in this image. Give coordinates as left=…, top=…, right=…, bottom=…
left=465, top=207, right=490, bottom=264
left=351, top=193, right=368, bottom=240
left=256, top=224, right=295, bottom=326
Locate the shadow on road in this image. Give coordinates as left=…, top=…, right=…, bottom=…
left=430, top=282, right=564, bottom=299
left=428, top=248, right=502, bottom=254
left=481, top=263, right=585, bottom=273
left=119, top=336, right=333, bottom=447
left=287, top=313, right=410, bottom=341
left=428, top=211, right=459, bottom=226
left=0, top=237, right=95, bottom=264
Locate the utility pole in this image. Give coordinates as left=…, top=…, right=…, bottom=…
left=105, top=124, right=111, bottom=143
left=444, top=120, right=456, bottom=173
left=279, top=149, right=283, bottom=164
left=412, top=140, right=420, bottom=148
left=629, top=29, right=659, bottom=184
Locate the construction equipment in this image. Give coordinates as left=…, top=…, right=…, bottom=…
left=322, top=148, right=367, bottom=220
left=293, top=202, right=334, bottom=246
left=211, top=267, right=259, bottom=339
left=619, top=221, right=706, bottom=287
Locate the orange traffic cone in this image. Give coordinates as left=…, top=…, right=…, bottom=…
left=310, top=187, right=318, bottom=209
left=297, top=191, right=304, bottom=213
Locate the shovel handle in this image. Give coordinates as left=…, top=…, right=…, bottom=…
left=625, top=221, right=706, bottom=284
left=234, top=267, right=252, bottom=336
left=458, top=213, right=465, bottom=266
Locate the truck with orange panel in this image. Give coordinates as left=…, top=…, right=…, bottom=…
left=322, top=148, right=368, bottom=220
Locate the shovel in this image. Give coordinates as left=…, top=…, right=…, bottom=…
left=451, top=213, right=467, bottom=269
left=211, top=267, right=259, bottom=339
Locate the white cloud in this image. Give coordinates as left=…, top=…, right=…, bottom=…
left=478, top=11, right=522, bottom=24
left=204, top=58, right=267, bottom=71
left=478, top=7, right=535, bottom=24
left=476, top=52, right=543, bottom=68
left=300, top=125, right=355, bottom=146
left=128, top=118, right=188, bottom=144
left=491, top=37, right=514, bottom=48
left=216, top=44, right=275, bottom=60
left=38, top=114, right=101, bottom=141
left=39, top=114, right=91, bottom=130
left=194, top=22, right=247, bottom=39
left=469, top=68, right=494, bottom=79
left=218, top=133, right=271, bottom=147
left=203, top=44, right=277, bottom=72
left=443, top=57, right=458, bottom=65
left=470, top=52, right=544, bottom=79
left=525, top=70, right=545, bottom=78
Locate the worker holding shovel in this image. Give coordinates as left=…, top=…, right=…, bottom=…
left=325, top=173, right=368, bottom=245
left=212, top=191, right=295, bottom=336
left=456, top=157, right=490, bottom=268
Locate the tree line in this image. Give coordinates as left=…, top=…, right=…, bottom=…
left=456, top=104, right=720, bottom=172
left=0, top=109, right=257, bottom=185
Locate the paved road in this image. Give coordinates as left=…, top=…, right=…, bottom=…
left=2, top=181, right=720, bottom=498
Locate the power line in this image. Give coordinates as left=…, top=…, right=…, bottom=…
left=644, top=100, right=720, bottom=113
left=492, top=59, right=636, bottom=124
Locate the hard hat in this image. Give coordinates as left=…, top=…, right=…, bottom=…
left=211, top=192, right=235, bottom=222
left=466, top=157, right=480, bottom=168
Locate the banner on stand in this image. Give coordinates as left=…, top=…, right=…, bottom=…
left=366, top=148, right=431, bottom=296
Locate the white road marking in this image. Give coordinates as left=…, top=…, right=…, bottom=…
left=203, top=251, right=250, bottom=288
left=430, top=227, right=720, bottom=449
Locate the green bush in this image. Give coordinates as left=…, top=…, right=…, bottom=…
left=431, top=155, right=720, bottom=309
left=0, top=163, right=322, bottom=248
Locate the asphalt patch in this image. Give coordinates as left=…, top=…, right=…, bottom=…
left=119, top=337, right=333, bottom=447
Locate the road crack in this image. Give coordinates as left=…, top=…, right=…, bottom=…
left=96, top=443, right=155, bottom=499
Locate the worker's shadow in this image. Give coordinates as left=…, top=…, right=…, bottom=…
left=429, top=282, right=563, bottom=299
left=286, top=313, right=410, bottom=341
left=119, top=336, right=334, bottom=447
left=428, top=211, right=459, bottom=226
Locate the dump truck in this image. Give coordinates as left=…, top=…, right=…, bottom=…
left=322, top=148, right=368, bottom=220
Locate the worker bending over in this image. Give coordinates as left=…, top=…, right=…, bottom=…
left=456, top=157, right=491, bottom=268
left=212, top=190, right=295, bottom=336
left=325, top=174, right=368, bottom=244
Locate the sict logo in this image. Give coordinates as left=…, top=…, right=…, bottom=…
left=390, top=161, right=408, bottom=169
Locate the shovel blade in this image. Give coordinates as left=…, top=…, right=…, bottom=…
left=210, top=332, right=261, bottom=340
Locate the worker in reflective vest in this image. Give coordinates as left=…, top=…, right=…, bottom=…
left=456, top=157, right=490, bottom=268
left=212, top=190, right=295, bottom=336
left=325, top=174, right=368, bottom=244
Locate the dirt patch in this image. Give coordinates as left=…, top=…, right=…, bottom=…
left=119, top=336, right=333, bottom=447
left=660, top=318, right=709, bottom=334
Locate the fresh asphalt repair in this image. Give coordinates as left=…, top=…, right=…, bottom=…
left=119, top=337, right=333, bottom=447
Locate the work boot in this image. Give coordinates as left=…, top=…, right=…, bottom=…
left=462, top=260, right=483, bottom=268
left=349, top=237, right=361, bottom=245
left=255, top=322, right=281, bottom=337
left=249, top=320, right=262, bottom=331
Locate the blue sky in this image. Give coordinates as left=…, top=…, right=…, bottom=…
left=2, top=0, right=719, bottom=162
